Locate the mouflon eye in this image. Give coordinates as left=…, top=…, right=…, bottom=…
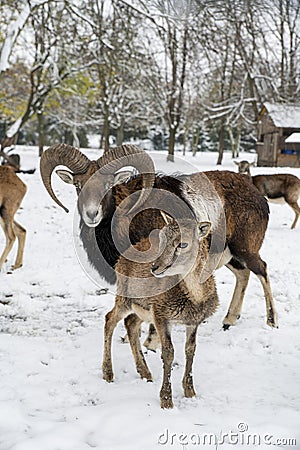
left=177, top=242, right=188, bottom=249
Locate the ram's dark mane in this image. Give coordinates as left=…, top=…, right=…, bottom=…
left=79, top=173, right=194, bottom=284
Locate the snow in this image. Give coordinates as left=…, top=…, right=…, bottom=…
left=264, top=102, right=300, bottom=129
left=0, top=146, right=299, bottom=450
left=285, top=133, right=300, bottom=144
left=87, top=134, right=101, bottom=149
left=6, top=118, right=23, bottom=139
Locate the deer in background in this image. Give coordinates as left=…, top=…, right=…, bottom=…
left=235, top=160, right=300, bottom=229
left=0, top=150, right=36, bottom=174
left=0, top=164, right=27, bottom=270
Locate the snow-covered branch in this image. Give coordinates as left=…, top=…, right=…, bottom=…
left=0, top=0, right=54, bottom=73
left=0, top=3, right=30, bottom=73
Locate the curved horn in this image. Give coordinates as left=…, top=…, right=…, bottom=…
left=40, top=143, right=91, bottom=212
left=97, top=144, right=155, bottom=214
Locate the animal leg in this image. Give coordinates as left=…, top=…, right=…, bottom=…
left=243, top=254, right=278, bottom=328
left=257, top=273, right=278, bottom=328
left=11, top=220, right=26, bottom=269
left=143, top=323, right=160, bottom=352
left=223, top=263, right=250, bottom=329
left=154, top=317, right=174, bottom=409
left=182, top=325, right=198, bottom=398
left=288, top=201, right=300, bottom=229
left=124, top=314, right=153, bottom=381
left=102, top=297, right=130, bottom=382
left=0, top=218, right=16, bottom=270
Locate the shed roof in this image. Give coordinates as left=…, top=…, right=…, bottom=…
left=263, top=102, right=300, bottom=128
left=285, top=132, right=300, bottom=143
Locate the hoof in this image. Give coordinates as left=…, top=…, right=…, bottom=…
left=102, top=366, right=114, bottom=382
left=160, top=397, right=174, bottom=409
left=11, top=264, right=22, bottom=270
left=140, top=372, right=153, bottom=382
left=267, top=320, right=279, bottom=329
left=103, top=374, right=114, bottom=383
left=267, top=312, right=278, bottom=329
left=222, top=313, right=239, bottom=329
left=184, top=387, right=196, bottom=398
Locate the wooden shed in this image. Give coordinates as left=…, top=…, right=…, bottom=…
left=257, top=102, right=300, bottom=167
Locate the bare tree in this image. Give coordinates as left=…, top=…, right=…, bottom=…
left=262, top=0, right=300, bottom=102
left=0, top=0, right=82, bottom=152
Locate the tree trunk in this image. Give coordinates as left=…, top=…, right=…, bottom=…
left=37, top=110, right=44, bottom=156
left=116, top=118, right=125, bottom=146
left=102, top=111, right=110, bottom=150
left=1, top=63, right=69, bottom=152
left=235, top=125, right=241, bottom=158
left=167, top=127, right=176, bottom=162
left=217, top=122, right=225, bottom=165
left=192, top=127, right=200, bottom=156
left=182, top=127, right=187, bottom=156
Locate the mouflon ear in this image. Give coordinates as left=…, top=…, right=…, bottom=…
left=113, top=170, right=134, bottom=186
left=198, top=221, right=211, bottom=238
left=160, top=211, right=173, bottom=225
left=56, top=170, right=74, bottom=184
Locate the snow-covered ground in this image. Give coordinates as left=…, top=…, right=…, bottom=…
left=0, top=146, right=299, bottom=450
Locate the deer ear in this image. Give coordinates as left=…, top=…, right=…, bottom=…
left=56, top=170, right=74, bottom=184
left=250, top=161, right=256, bottom=166
left=161, top=211, right=173, bottom=225
left=234, top=160, right=239, bottom=166
left=198, top=221, right=211, bottom=238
